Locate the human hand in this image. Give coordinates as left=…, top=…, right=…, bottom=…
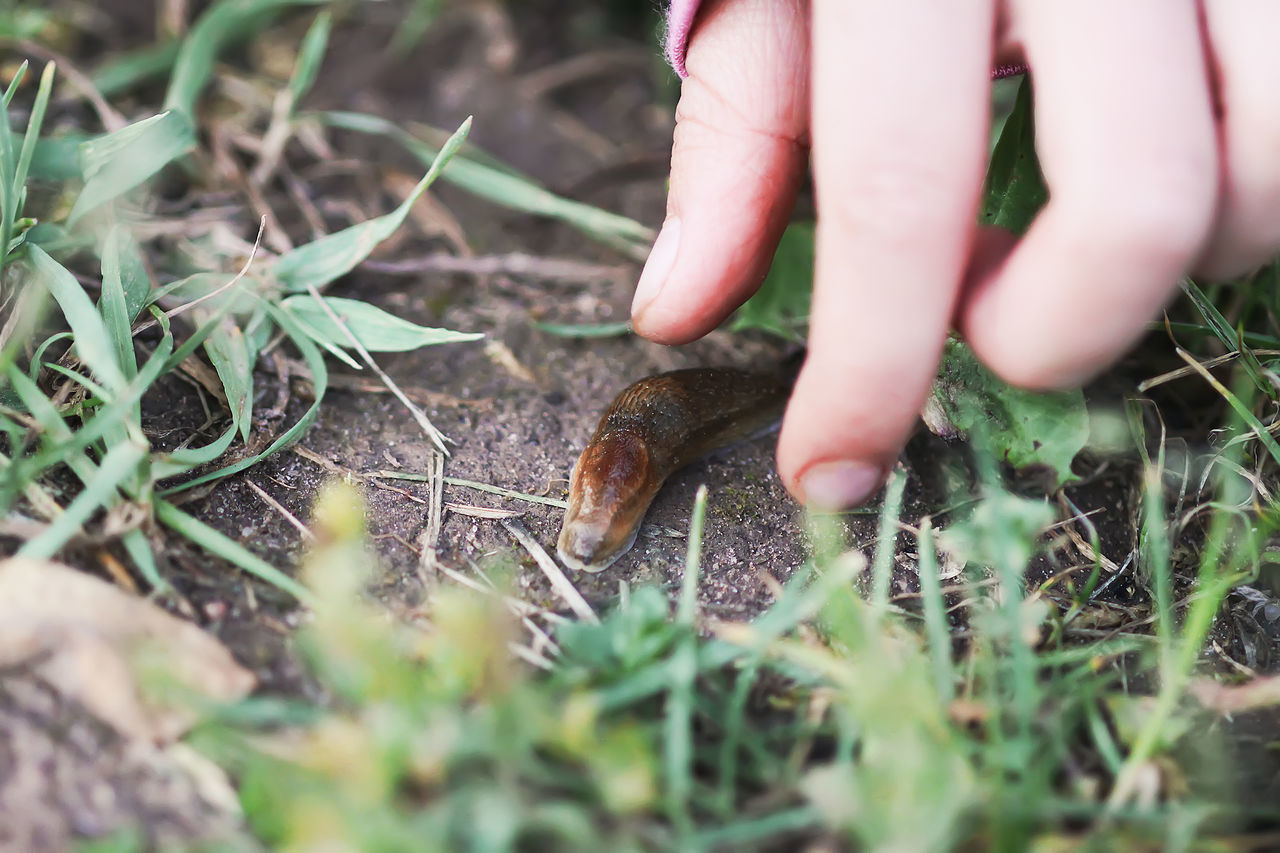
left=630, top=0, right=1280, bottom=509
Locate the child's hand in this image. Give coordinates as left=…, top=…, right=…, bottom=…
left=631, top=0, right=1280, bottom=509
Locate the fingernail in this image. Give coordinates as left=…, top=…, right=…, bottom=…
left=798, top=460, right=883, bottom=511
left=631, top=218, right=681, bottom=319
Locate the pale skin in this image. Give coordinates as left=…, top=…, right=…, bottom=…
left=630, top=0, right=1280, bottom=510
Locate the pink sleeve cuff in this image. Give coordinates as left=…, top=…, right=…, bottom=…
left=664, top=0, right=702, bottom=78
left=663, top=0, right=1026, bottom=81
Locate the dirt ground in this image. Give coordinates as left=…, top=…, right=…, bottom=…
left=4, top=0, right=1278, bottom=847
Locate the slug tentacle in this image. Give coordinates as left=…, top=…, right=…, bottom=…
left=557, top=367, right=790, bottom=572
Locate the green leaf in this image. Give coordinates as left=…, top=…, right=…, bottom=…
left=272, top=117, right=472, bottom=292
left=281, top=295, right=482, bottom=352
left=205, top=318, right=254, bottom=441
left=980, top=76, right=1047, bottom=234
left=25, top=245, right=127, bottom=394
left=68, top=111, right=197, bottom=226
left=730, top=222, right=813, bottom=341
left=929, top=338, right=1088, bottom=486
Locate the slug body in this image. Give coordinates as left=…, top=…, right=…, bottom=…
left=557, top=368, right=790, bottom=572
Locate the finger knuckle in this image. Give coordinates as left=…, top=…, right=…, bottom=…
left=1059, top=149, right=1217, bottom=261
left=819, top=158, right=962, bottom=246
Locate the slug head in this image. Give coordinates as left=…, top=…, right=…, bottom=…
left=557, top=430, right=659, bottom=572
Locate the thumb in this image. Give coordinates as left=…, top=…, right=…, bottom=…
left=632, top=0, right=811, bottom=344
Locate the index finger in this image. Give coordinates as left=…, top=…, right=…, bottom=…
left=778, top=0, right=994, bottom=508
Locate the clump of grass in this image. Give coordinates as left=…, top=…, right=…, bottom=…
left=0, top=0, right=651, bottom=597
left=193, top=415, right=1279, bottom=850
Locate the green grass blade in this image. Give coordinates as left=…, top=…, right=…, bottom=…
left=281, top=295, right=483, bottom=352
left=99, top=227, right=141, bottom=382
left=23, top=332, right=173, bottom=478
left=2, top=60, right=28, bottom=105
left=155, top=498, right=315, bottom=604
left=1180, top=279, right=1267, bottom=394
left=205, top=319, right=254, bottom=442
left=68, top=110, right=197, bottom=226
left=1141, top=464, right=1174, bottom=678
left=530, top=320, right=632, bottom=339
left=157, top=299, right=328, bottom=494
left=273, top=117, right=471, bottom=291
left=870, top=466, right=907, bottom=610
left=164, top=0, right=321, bottom=116
left=151, top=421, right=239, bottom=479
left=5, top=365, right=101, bottom=486
left=288, top=11, right=332, bottom=107
left=25, top=245, right=127, bottom=394
left=92, top=40, right=181, bottom=97
left=13, top=62, right=54, bottom=216
left=1176, top=348, right=1280, bottom=467
left=916, top=519, right=954, bottom=703
left=319, top=110, right=653, bottom=256
left=0, top=64, right=17, bottom=279
left=18, top=439, right=146, bottom=559
left=121, top=527, right=170, bottom=595
left=665, top=484, right=708, bottom=836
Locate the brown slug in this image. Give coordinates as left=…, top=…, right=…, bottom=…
left=557, top=367, right=791, bottom=572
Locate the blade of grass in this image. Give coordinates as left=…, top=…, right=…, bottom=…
left=287, top=10, right=331, bottom=106
left=318, top=110, right=653, bottom=258
left=280, top=295, right=483, bottom=352
left=158, top=299, right=328, bottom=493
left=205, top=319, right=254, bottom=442
left=164, top=0, right=321, bottom=116
left=99, top=227, right=140, bottom=382
left=13, top=62, right=54, bottom=212
left=18, top=440, right=146, bottom=559
left=666, top=484, right=708, bottom=837
left=92, top=40, right=181, bottom=97
left=1180, top=279, right=1268, bottom=394
left=300, top=284, right=451, bottom=453
left=5, top=365, right=102, bottom=487
left=530, top=320, right=632, bottom=339
left=67, top=110, right=197, bottom=226
left=26, top=245, right=127, bottom=393
left=22, top=330, right=173, bottom=478
left=1175, top=348, right=1280, bottom=467
left=916, top=518, right=954, bottom=703
left=121, top=526, right=169, bottom=596
left=0, top=63, right=20, bottom=281
left=154, top=498, right=314, bottom=604
left=1, top=60, right=28, bottom=105
left=273, top=117, right=472, bottom=292
left=870, top=466, right=907, bottom=610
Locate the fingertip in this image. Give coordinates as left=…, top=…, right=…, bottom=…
left=791, top=458, right=886, bottom=511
